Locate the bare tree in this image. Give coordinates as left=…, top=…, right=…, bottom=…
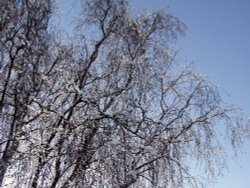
left=0, top=0, right=56, bottom=186
left=0, top=0, right=249, bottom=187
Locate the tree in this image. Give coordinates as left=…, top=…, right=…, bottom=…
left=0, top=0, right=248, bottom=187
left=0, top=0, right=54, bottom=186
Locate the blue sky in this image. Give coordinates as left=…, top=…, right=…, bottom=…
left=131, top=1, right=250, bottom=187
left=56, top=1, right=250, bottom=187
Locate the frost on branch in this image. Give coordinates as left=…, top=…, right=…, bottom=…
left=0, top=0, right=249, bottom=188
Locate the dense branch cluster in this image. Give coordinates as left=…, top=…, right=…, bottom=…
left=0, top=0, right=248, bottom=187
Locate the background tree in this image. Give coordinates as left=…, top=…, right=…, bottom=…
left=0, top=0, right=249, bottom=187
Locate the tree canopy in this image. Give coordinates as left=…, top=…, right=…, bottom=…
left=0, top=0, right=249, bottom=187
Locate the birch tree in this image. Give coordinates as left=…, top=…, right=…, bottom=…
left=0, top=0, right=248, bottom=188
left=0, top=0, right=55, bottom=186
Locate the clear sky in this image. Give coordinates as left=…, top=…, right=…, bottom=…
left=56, top=0, right=250, bottom=187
